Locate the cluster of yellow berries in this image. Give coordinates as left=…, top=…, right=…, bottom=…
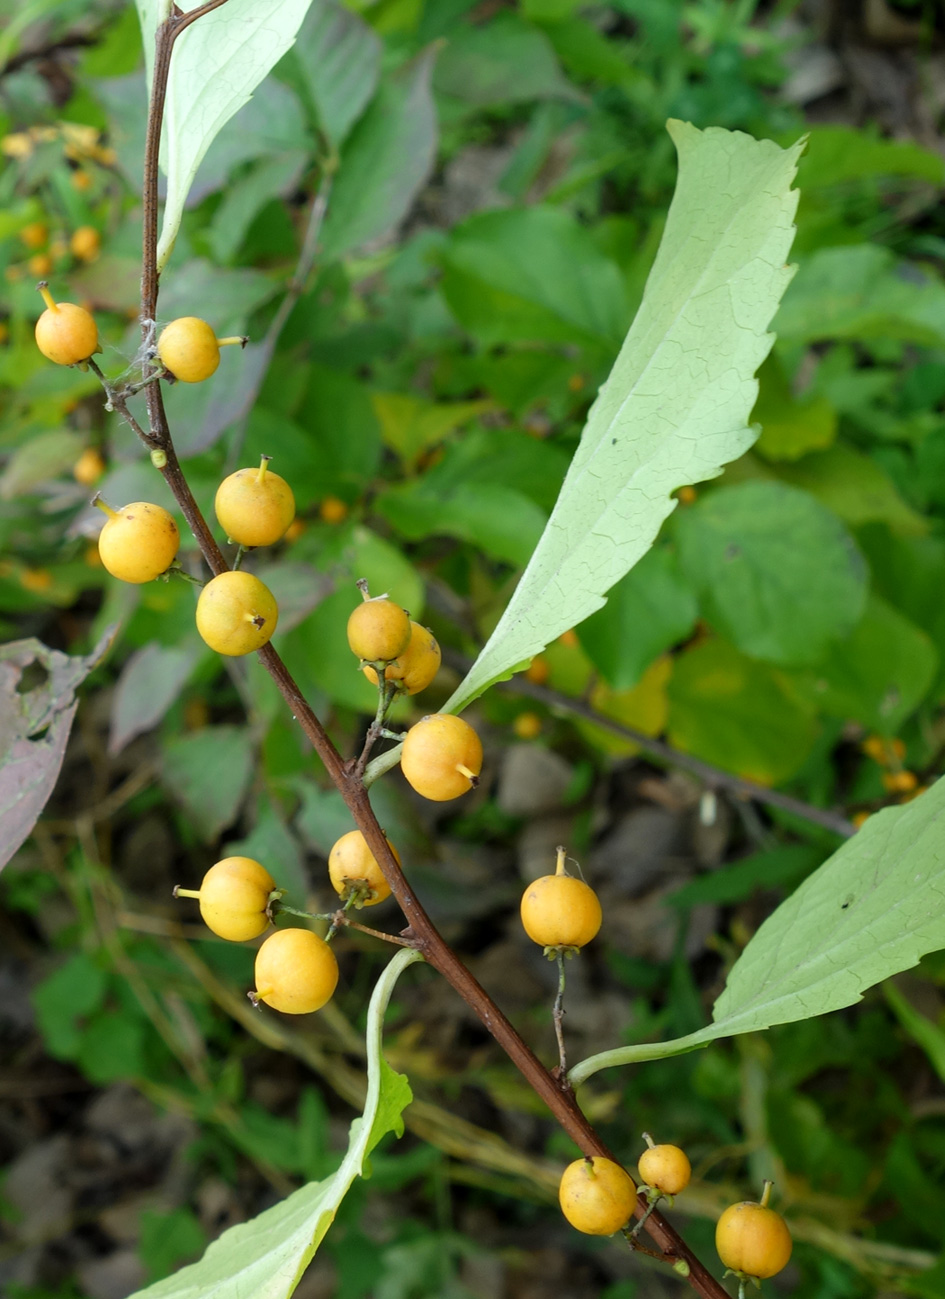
left=559, top=1143, right=791, bottom=1289
left=9, top=223, right=101, bottom=283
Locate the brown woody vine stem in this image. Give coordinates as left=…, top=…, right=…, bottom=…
left=133, top=8, right=730, bottom=1297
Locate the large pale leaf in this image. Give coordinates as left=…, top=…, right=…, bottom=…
left=444, top=121, right=803, bottom=715
left=570, top=776, right=945, bottom=1085
left=135, top=0, right=315, bottom=271
left=128, top=948, right=421, bottom=1299
left=1, top=627, right=117, bottom=871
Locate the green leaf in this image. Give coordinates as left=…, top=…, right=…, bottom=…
left=884, top=983, right=945, bottom=1086
left=571, top=776, right=945, bottom=1083
left=135, top=0, right=316, bottom=271
left=140, top=1208, right=207, bottom=1284
left=776, top=244, right=945, bottom=349
left=32, top=952, right=108, bottom=1059
left=666, top=638, right=818, bottom=785
left=576, top=546, right=698, bottom=690
left=293, top=0, right=381, bottom=148
left=667, top=844, right=824, bottom=909
left=752, top=354, right=836, bottom=461
left=109, top=642, right=200, bottom=756
left=440, top=205, right=628, bottom=349
left=319, top=47, right=438, bottom=262
left=371, top=393, right=492, bottom=469
left=796, top=125, right=945, bottom=189
left=444, top=123, right=803, bottom=715
left=160, top=726, right=255, bottom=841
left=675, top=481, right=868, bottom=666
left=225, top=800, right=308, bottom=906
left=127, top=948, right=422, bottom=1299
left=0, top=430, right=83, bottom=499
left=775, top=443, right=928, bottom=537
left=790, top=594, right=938, bottom=734
left=1, top=626, right=117, bottom=872
left=433, top=14, right=580, bottom=107
left=297, top=365, right=383, bottom=493
left=376, top=479, right=546, bottom=568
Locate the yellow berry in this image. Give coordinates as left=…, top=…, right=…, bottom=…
left=214, top=456, right=295, bottom=547
left=34, top=283, right=99, bottom=365
left=401, top=713, right=482, bottom=801
left=157, top=316, right=245, bottom=383
left=362, top=621, right=441, bottom=696
left=328, top=830, right=398, bottom=906
left=716, top=1187, right=792, bottom=1280
left=520, top=873, right=601, bottom=950
left=320, top=495, right=348, bottom=524
left=253, top=928, right=339, bottom=1014
left=178, top=857, right=276, bottom=942
left=525, top=656, right=549, bottom=685
left=195, top=570, right=279, bottom=656
left=70, top=225, right=100, bottom=262
left=638, top=1140, right=691, bottom=1196
left=96, top=499, right=179, bottom=583
left=73, top=448, right=105, bottom=485
left=513, top=711, right=542, bottom=740
left=559, top=1157, right=636, bottom=1236
left=347, top=595, right=411, bottom=662
left=20, top=221, right=47, bottom=249
left=28, top=252, right=53, bottom=278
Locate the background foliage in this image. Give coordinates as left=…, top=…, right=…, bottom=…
left=3, top=1, right=945, bottom=1297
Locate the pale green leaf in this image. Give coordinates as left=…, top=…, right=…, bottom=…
left=127, top=948, right=421, bottom=1299
left=570, top=777, right=945, bottom=1086
left=445, top=121, right=803, bottom=715
left=135, top=0, right=316, bottom=271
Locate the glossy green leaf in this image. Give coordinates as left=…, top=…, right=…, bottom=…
left=127, top=947, right=421, bottom=1299
left=777, top=244, right=945, bottom=349
left=319, top=46, right=439, bottom=261
left=675, top=481, right=868, bottom=666
left=666, top=638, right=818, bottom=785
left=576, top=546, right=698, bottom=690
left=791, top=594, right=938, bottom=734
left=572, top=775, right=945, bottom=1083
left=444, top=123, right=803, bottom=714
left=135, top=0, right=316, bottom=271
left=441, top=205, right=628, bottom=349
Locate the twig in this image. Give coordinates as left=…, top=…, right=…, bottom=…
left=473, top=654, right=856, bottom=839
left=553, top=950, right=568, bottom=1075
left=128, top=10, right=732, bottom=1296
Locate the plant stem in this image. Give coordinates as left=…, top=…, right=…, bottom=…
left=134, top=12, right=730, bottom=1296
left=553, top=950, right=568, bottom=1075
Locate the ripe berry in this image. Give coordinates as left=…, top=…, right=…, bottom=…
left=175, top=856, right=276, bottom=942
left=320, top=496, right=348, bottom=524
left=638, top=1134, right=691, bottom=1197
left=716, top=1182, right=792, bottom=1281
left=157, top=316, right=246, bottom=384
left=559, top=1157, right=636, bottom=1236
left=347, top=591, right=411, bottom=663
left=401, top=713, right=482, bottom=802
left=328, top=830, right=398, bottom=906
left=252, top=928, right=339, bottom=1014
left=94, top=497, right=179, bottom=583
left=73, top=447, right=105, bottom=485
left=195, top=570, right=278, bottom=656
left=21, top=222, right=47, bottom=250
left=34, top=282, right=99, bottom=365
left=363, top=621, right=441, bottom=696
left=70, top=225, right=100, bottom=262
left=520, top=847, right=601, bottom=950
left=214, top=455, right=295, bottom=547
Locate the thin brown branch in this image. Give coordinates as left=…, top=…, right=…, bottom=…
left=478, top=654, right=857, bottom=839
left=130, top=10, right=731, bottom=1297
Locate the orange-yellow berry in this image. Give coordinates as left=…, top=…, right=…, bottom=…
left=195, top=570, right=279, bottom=656
left=157, top=316, right=245, bottom=384
left=363, top=620, right=441, bottom=696
left=638, top=1139, right=691, bottom=1196
left=176, top=857, right=276, bottom=942
left=716, top=1185, right=792, bottom=1280
left=214, top=456, right=295, bottom=547
left=73, top=448, right=106, bottom=485
left=70, top=226, right=100, bottom=262
left=347, top=595, right=411, bottom=663
left=328, top=830, right=398, bottom=906
left=559, top=1157, right=636, bottom=1235
left=96, top=499, right=179, bottom=583
left=253, top=928, right=338, bottom=1014
left=34, top=283, right=99, bottom=365
left=401, top=713, right=482, bottom=801
left=520, top=856, right=601, bottom=950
